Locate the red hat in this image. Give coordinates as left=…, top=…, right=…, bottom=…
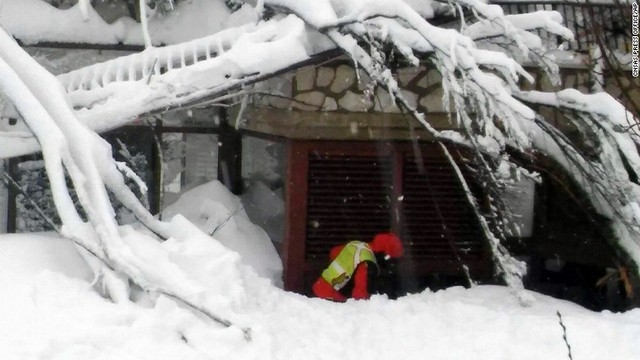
left=370, top=232, right=404, bottom=259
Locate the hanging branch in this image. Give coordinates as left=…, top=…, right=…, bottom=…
left=439, top=144, right=528, bottom=298
left=265, top=2, right=533, bottom=295
left=417, top=145, right=475, bottom=287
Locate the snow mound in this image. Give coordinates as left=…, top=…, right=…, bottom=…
left=1, top=226, right=640, bottom=359
left=0, top=232, right=93, bottom=283
left=163, top=180, right=283, bottom=287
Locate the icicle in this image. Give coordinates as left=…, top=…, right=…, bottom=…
left=167, top=52, right=174, bottom=71
left=115, top=58, right=124, bottom=82
left=128, top=61, right=136, bottom=82
left=78, top=0, right=91, bottom=21
left=102, top=62, right=112, bottom=87
left=141, top=52, right=149, bottom=79
left=217, top=38, right=225, bottom=55
left=79, top=69, right=90, bottom=90
left=192, top=44, right=199, bottom=65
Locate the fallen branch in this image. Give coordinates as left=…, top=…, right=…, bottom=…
left=2, top=169, right=251, bottom=340
left=161, top=291, right=252, bottom=341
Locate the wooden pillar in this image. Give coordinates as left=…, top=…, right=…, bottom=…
left=283, top=140, right=308, bottom=292
left=391, top=143, right=404, bottom=235
left=217, top=109, right=243, bottom=195
left=6, top=158, right=18, bottom=233
left=149, top=120, right=163, bottom=216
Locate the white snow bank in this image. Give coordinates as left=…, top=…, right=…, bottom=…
left=163, top=180, right=283, bottom=286
left=0, top=232, right=93, bottom=282
left=1, top=231, right=640, bottom=360
left=0, top=207, right=639, bottom=359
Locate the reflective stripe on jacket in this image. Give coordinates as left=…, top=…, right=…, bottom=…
left=321, top=241, right=378, bottom=291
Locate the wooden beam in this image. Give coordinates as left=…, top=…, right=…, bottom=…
left=217, top=109, right=243, bottom=195
left=283, top=140, right=309, bottom=292
left=6, top=158, right=17, bottom=233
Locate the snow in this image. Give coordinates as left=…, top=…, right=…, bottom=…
left=515, top=89, right=640, bottom=268
left=2, top=220, right=640, bottom=359
left=0, top=232, right=93, bottom=281
left=0, top=0, right=253, bottom=46
left=163, top=180, right=283, bottom=286
left=0, top=1, right=639, bottom=357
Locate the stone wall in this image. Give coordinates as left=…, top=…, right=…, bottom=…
left=248, top=59, right=639, bottom=140
left=258, top=59, right=451, bottom=114
left=258, top=59, right=639, bottom=116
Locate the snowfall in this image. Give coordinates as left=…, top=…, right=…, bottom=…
left=0, top=180, right=638, bottom=360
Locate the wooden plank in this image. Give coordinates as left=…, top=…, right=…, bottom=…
left=283, top=140, right=309, bottom=292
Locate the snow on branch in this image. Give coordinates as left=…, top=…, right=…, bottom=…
left=263, top=0, right=640, bottom=289
left=515, top=89, right=640, bottom=270
left=262, top=0, right=567, bottom=297
left=0, top=26, right=253, bottom=336
left=0, top=16, right=328, bottom=159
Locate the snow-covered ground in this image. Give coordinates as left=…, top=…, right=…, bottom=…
left=1, top=181, right=640, bottom=360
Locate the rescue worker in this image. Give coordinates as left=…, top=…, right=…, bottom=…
left=312, top=232, right=404, bottom=301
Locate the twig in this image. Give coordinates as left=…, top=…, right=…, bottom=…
left=146, top=57, right=159, bottom=85
left=162, top=291, right=252, bottom=341
left=556, top=310, right=574, bottom=360
left=416, top=143, right=475, bottom=287
left=210, top=204, right=244, bottom=236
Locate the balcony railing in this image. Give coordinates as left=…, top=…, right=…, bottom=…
left=494, top=1, right=631, bottom=53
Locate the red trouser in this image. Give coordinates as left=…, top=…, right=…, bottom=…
left=312, top=263, right=370, bottom=301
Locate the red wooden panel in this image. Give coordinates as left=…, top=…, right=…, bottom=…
left=306, top=154, right=393, bottom=259
left=398, top=145, right=486, bottom=274
left=284, top=140, right=488, bottom=295
left=283, top=140, right=309, bottom=292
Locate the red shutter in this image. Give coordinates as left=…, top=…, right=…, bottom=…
left=401, top=155, right=485, bottom=273
left=306, top=154, right=393, bottom=260
left=299, top=142, right=487, bottom=294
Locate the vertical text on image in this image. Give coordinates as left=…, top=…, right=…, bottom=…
left=632, top=1, right=639, bottom=77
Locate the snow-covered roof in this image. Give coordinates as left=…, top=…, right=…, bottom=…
left=0, top=0, right=255, bottom=46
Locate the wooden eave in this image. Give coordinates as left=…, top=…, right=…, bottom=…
left=240, top=107, right=459, bottom=141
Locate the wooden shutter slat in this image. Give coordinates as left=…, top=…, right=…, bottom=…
left=306, top=154, right=393, bottom=260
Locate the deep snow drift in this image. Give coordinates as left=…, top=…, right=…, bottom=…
left=1, top=181, right=640, bottom=360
